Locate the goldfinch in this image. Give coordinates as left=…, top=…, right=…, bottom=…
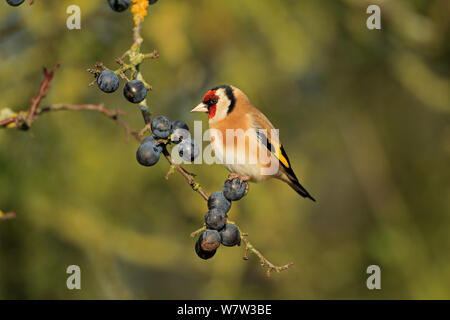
left=191, top=85, right=315, bottom=201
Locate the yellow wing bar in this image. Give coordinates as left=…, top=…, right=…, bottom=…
left=275, top=146, right=290, bottom=168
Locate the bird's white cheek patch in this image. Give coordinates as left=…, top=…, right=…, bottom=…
left=208, top=90, right=230, bottom=124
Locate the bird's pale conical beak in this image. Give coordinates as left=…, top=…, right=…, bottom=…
left=191, top=103, right=208, bottom=113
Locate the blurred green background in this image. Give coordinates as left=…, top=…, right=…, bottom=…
left=0, top=0, right=449, bottom=299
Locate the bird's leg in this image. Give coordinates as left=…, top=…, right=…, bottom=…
left=227, top=173, right=240, bottom=181
left=227, top=173, right=251, bottom=183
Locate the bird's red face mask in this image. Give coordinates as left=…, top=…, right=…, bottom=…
left=191, top=90, right=219, bottom=119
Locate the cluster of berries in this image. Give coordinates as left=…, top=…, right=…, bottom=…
left=195, top=178, right=248, bottom=260
left=107, top=0, right=157, bottom=12
left=5, top=0, right=24, bottom=6
left=97, top=70, right=148, bottom=104
left=136, top=116, right=200, bottom=167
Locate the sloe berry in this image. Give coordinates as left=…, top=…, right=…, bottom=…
left=170, top=120, right=190, bottom=144
left=97, top=70, right=119, bottom=93
left=6, top=0, right=25, bottom=6
left=223, top=178, right=247, bottom=201
left=136, top=139, right=161, bottom=166
left=204, top=209, right=227, bottom=231
left=207, top=191, right=231, bottom=214
left=195, top=237, right=216, bottom=260
left=151, top=116, right=172, bottom=139
left=107, top=0, right=131, bottom=12
left=123, top=80, right=147, bottom=103
left=219, top=223, right=241, bottom=247
left=142, top=136, right=163, bottom=152
left=178, top=138, right=199, bottom=162
left=198, top=229, right=221, bottom=251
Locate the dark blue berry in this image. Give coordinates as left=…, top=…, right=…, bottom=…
left=207, top=191, right=231, bottom=214
left=136, top=139, right=161, bottom=166
left=178, top=138, right=199, bottom=162
left=123, top=80, right=147, bottom=103
left=195, top=237, right=216, bottom=260
left=151, top=116, right=172, bottom=139
left=219, top=223, right=241, bottom=247
left=199, top=229, right=221, bottom=251
left=148, top=0, right=158, bottom=4
left=170, top=120, right=190, bottom=144
left=223, top=178, right=247, bottom=201
left=204, top=209, right=227, bottom=231
left=107, top=0, right=131, bottom=12
left=142, top=136, right=163, bottom=152
left=97, top=70, right=119, bottom=93
left=6, top=0, right=24, bottom=6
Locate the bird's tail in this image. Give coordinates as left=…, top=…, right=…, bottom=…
left=289, top=178, right=316, bottom=201
left=282, top=174, right=316, bottom=202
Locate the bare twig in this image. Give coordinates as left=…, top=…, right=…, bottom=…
left=165, top=165, right=176, bottom=180
left=140, top=106, right=151, bottom=124
left=190, top=225, right=206, bottom=238
left=0, top=117, right=16, bottom=128
left=2, top=102, right=140, bottom=143
left=1, top=6, right=294, bottom=277
left=119, top=17, right=293, bottom=276
left=0, top=63, right=60, bottom=130
left=161, top=146, right=210, bottom=201
left=38, top=104, right=140, bottom=142
left=26, top=62, right=60, bottom=126
left=242, top=235, right=294, bottom=277
left=0, top=211, right=17, bottom=221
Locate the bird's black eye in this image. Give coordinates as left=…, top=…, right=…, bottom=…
left=207, top=98, right=218, bottom=106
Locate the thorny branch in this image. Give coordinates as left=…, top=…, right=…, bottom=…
left=124, top=17, right=293, bottom=276
left=26, top=63, right=60, bottom=125
left=1, top=5, right=293, bottom=277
